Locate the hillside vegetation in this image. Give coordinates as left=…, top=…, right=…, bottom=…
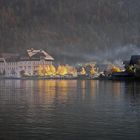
left=0, top=0, right=140, bottom=63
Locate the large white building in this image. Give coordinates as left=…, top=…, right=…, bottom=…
left=0, top=48, right=54, bottom=77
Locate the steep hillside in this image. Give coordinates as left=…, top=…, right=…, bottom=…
left=0, top=0, right=140, bottom=63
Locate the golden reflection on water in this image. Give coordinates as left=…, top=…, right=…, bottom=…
left=80, top=80, right=86, bottom=99
left=89, top=80, right=99, bottom=97
left=36, top=80, right=100, bottom=103
left=0, top=80, right=125, bottom=107
left=112, top=82, right=121, bottom=96
left=37, top=80, right=78, bottom=104
left=37, top=80, right=56, bottom=104
left=55, top=80, right=69, bottom=102
left=76, top=80, right=99, bottom=100
left=15, top=80, right=100, bottom=104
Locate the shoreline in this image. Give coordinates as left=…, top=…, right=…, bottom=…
left=0, top=76, right=140, bottom=81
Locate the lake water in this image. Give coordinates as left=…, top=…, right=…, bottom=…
left=0, top=80, right=140, bottom=140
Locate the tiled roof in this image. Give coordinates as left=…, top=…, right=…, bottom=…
left=0, top=48, right=54, bottom=62
left=27, top=49, right=54, bottom=60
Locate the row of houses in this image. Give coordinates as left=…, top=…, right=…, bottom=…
left=0, top=48, right=54, bottom=77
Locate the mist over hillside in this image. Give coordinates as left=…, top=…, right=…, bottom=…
left=0, top=0, right=140, bottom=64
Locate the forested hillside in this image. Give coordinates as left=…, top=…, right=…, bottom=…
left=0, top=0, right=140, bottom=63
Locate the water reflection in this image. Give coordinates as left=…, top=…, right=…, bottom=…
left=0, top=80, right=124, bottom=104
left=0, top=80, right=101, bottom=105
left=112, top=81, right=122, bottom=96
left=33, top=80, right=78, bottom=105
left=124, top=81, right=140, bottom=95
left=123, top=81, right=140, bottom=113
left=0, top=80, right=140, bottom=140
left=1, top=80, right=140, bottom=104
left=77, top=80, right=99, bottom=101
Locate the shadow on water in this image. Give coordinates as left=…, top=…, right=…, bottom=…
left=124, top=81, right=140, bottom=96
left=123, top=81, right=140, bottom=112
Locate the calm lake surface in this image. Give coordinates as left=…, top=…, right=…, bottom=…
left=0, top=80, right=140, bottom=140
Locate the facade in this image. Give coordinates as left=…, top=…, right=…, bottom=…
left=129, top=55, right=140, bottom=66
left=0, top=48, right=54, bottom=77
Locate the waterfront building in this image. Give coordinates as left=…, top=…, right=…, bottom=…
left=0, top=48, right=54, bottom=77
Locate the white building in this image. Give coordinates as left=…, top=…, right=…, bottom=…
left=0, top=48, right=54, bottom=77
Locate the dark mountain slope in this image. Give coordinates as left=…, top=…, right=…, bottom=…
left=0, top=0, right=140, bottom=63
